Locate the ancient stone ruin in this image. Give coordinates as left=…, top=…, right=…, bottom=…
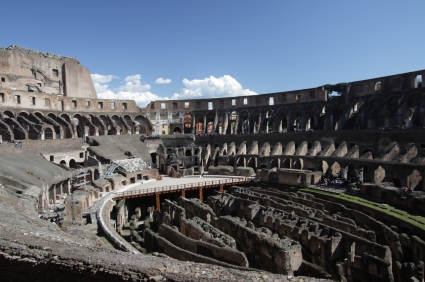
left=0, top=45, right=424, bottom=281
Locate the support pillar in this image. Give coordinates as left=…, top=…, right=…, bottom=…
left=53, top=185, right=57, bottom=205
left=219, top=184, right=224, bottom=193
left=155, top=193, right=160, bottom=211
left=199, top=188, right=203, bottom=203
left=182, top=189, right=186, bottom=198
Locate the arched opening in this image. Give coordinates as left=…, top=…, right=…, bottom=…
left=44, top=128, right=53, bottom=139
left=173, top=127, right=181, bottom=134
left=195, top=114, right=204, bottom=135
left=229, top=111, right=238, bottom=135
left=206, top=122, right=213, bottom=134
left=134, top=115, right=148, bottom=135
left=292, top=159, right=302, bottom=170
left=69, top=159, right=76, bottom=168
left=124, top=115, right=133, bottom=134
left=183, top=114, right=192, bottom=134
left=330, top=162, right=341, bottom=177
left=60, top=160, right=67, bottom=166
left=150, top=153, right=157, bottom=166
left=414, top=75, right=422, bottom=88
left=281, top=158, right=290, bottom=169
left=206, top=113, right=215, bottom=134
left=252, top=110, right=261, bottom=133
left=240, top=111, right=250, bottom=134
left=293, top=117, right=302, bottom=131
left=318, top=161, right=329, bottom=174
left=94, top=169, right=100, bottom=180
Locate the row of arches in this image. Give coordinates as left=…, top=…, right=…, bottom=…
left=180, top=105, right=324, bottom=135
left=0, top=110, right=152, bottom=142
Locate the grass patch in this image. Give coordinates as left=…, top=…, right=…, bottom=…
left=299, top=188, right=425, bottom=231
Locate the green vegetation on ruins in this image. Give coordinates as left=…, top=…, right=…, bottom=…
left=299, top=188, right=425, bottom=232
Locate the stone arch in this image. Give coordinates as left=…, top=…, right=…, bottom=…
left=60, top=160, right=66, bottom=166
left=73, top=114, right=84, bottom=138
left=405, top=93, right=422, bottom=127
left=290, top=106, right=303, bottom=131
left=3, top=110, right=15, bottom=118
left=173, top=127, right=181, bottom=134
left=330, top=162, right=341, bottom=177
left=239, top=111, right=250, bottom=134
left=47, top=113, right=61, bottom=138
left=134, top=115, right=148, bottom=135
left=123, top=115, right=133, bottom=134
left=183, top=113, right=192, bottom=134
left=292, top=158, right=302, bottom=170
left=359, top=166, right=369, bottom=183
left=94, top=114, right=108, bottom=135
left=373, top=166, right=386, bottom=183
left=251, top=109, right=261, bottom=133
left=18, top=111, right=30, bottom=118
left=407, top=169, right=422, bottom=190
left=228, top=111, right=238, bottom=135
left=69, top=159, right=76, bottom=168
left=275, top=107, right=287, bottom=132
left=60, top=114, right=71, bottom=123
left=205, top=113, right=215, bottom=134
left=305, top=105, right=317, bottom=130
left=281, top=158, right=290, bottom=169
left=44, top=128, right=53, bottom=139
left=195, top=114, right=204, bottom=135
left=318, top=160, right=329, bottom=174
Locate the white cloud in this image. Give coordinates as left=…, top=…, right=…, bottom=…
left=91, top=74, right=117, bottom=84
left=172, top=75, right=257, bottom=99
left=155, top=77, right=172, bottom=84
left=92, top=73, right=162, bottom=108
left=91, top=73, right=256, bottom=108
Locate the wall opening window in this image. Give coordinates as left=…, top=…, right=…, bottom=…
left=243, top=98, right=248, bottom=105
left=1, top=77, right=6, bottom=82
left=296, top=94, right=300, bottom=101
left=79, top=152, right=84, bottom=158
left=0, top=93, right=4, bottom=102
left=98, top=102, right=103, bottom=109
left=53, top=69, right=59, bottom=76
left=184, top=102, right=189, bottom=108
left=161, top=102, right=166, bottom=109
left=45, top=98, right=50, bottom=106
left=269, top=97, right=274, bottom=105
left=30, top=96, right=36, bottom=105
left=415, top=75, right=422, bottom=88
left=375, top=81, right=382, bottom=91
left=173, top=102, right=177, bottom=109
left=122, top=102, right=127, bottom=109
left=110, top=102, right=115, bottom=109
left=85, top=101, right=90, bottom=108
left=50, top=156, right=54, bottom=161
left=232, top=99, right=236, bottom=106
left=72, top=100, right=77, bottom=107
left=14, top=95, right=21, bottom=104
left=208, top=102, right=213, bottom=110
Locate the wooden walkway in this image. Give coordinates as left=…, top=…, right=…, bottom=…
left=112, top=177, right=253, bottom=210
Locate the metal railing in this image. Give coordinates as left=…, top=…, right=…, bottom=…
left=113, top=177, right=253, bottom=199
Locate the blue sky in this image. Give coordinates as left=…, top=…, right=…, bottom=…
left=1, top=1, right=424, bottom=107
